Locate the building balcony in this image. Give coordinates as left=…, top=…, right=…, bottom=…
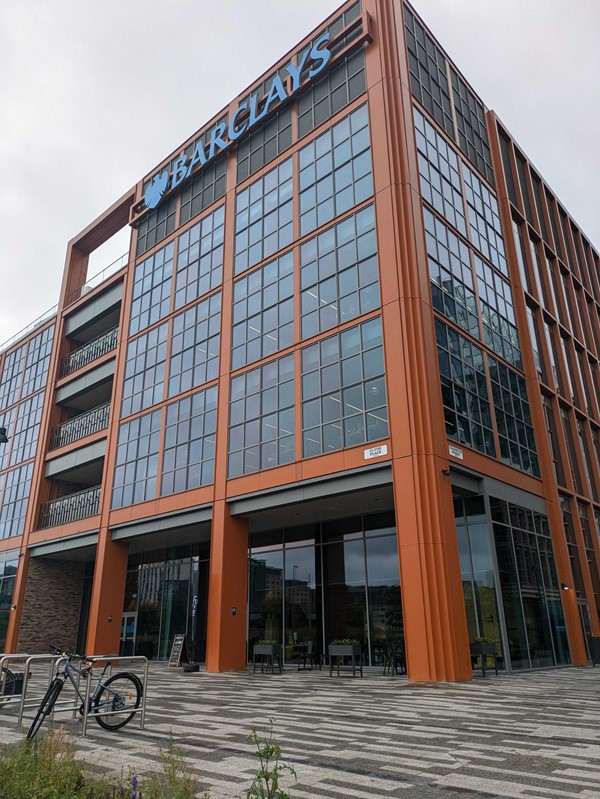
left=60, top=326, right=119, bottom=377
left=38, top=485, right=101, bottom=529
left=50, top=402, right=111, bottom=450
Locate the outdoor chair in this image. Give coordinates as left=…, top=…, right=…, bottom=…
left=297, top=640, right=322, bottom=671
left=382, top=642, right=406, bottom=676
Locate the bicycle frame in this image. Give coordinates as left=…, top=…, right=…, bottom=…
left=55, top=656, right=112, bottom=712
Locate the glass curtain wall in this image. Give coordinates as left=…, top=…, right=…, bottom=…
left=122, top=542, right=210, bottom=662
left=454, top=496, right=503, bottom=663
left=0, top=558, right=17, bottom=651
left=455, top=494, right=570, bottom=671
left=248, top=510, right=402, bottom=665
left=491, top=497, right=569, bottom=669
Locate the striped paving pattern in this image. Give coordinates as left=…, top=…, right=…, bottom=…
left=2, top=665, right=600, bottom=798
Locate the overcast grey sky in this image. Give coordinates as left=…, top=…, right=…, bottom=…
left=1, top=0, right=598, bottom=346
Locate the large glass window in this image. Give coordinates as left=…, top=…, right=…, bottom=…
left=298, top=49, right=366, bottom=139
left=299, top=104, right=372, bottom=237
left=248, top=510, right=401, bottom=667
left=300, top=205, right=379, bottom=339
left=124, top=544, right=210, bottom=662
left=112, top=409, right=161, bottom=509
left=413, top=108, right=466, bottom=236
left=136, top=196, right=177, bottom=258
left=0, top=558, right=18, bottom=652
left=0, top=463, right=33, bottom=539
left=130, top=244, right=173, bottom=336
left=424, top=209, right=478, bottom=338
left=435, top=319, right=495, bottom=456
left=488, top=357, right=539, bottom=477
left=161, top=386, right=217, bottom=495
left=463, top=165, right=507, bottom=275
left=0, top=343, right=27, bottom=409
left=121, top=324, right=168, bottom=418
left=179, top=156, right=226, bottom=226
left=10, top=392, right=44, bottom=466
left=542, top=397, right=565, bottom=486
left=450, top=68, right=494, bottom=185
left=249, top=544, right=284, bottom=651
left=22, top=325, right=54, bottom=397
left=491, top=497, right=568, bottom=669
left=526, top=306, right=544, bottom=381
left=301, top=316, right=388, bottom=457
left=234, top=159, right=293, bottom=274
left=455, top=496, right=503, bottom=662
left=0, top=407, right=15, bottom=472
left=228, top=354, right=294, bottom=477
left=560, top=494, right=586, bottom=597
left=232, top=252, right=294, bottom=370
left=237, top=108, right=292, bottom=183
left=168, top=293, right=221, bottom=398
left=475, top=256, right=521, bottom=369
left=175, top=206, right=224, bottom=309
left=404, top=6, right=454, bottom=138
left=578, top=503, right=600, bottom=624
left=560, top=408, right=583, bottom=494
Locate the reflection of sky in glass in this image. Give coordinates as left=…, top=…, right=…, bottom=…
left=285, top=546, right=315, bottom=587
left=365, top=536, right=400, bottom=585
left=322, top=539, right=365, bottom=585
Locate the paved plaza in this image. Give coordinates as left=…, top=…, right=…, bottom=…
left=2, top=664, right=600, bottom=798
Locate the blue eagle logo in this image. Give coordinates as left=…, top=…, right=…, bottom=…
left=144, top=170, right=169, bottom=209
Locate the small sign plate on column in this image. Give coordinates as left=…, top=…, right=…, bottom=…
left=364, top=444, right=388, bottom=460
left=448, top=445, right=464, bottom=460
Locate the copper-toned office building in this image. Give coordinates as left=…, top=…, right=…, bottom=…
left=1, top=0, right=599, bottom=681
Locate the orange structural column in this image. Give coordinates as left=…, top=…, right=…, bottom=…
left=5, top=551, right=29, bottom=653
left=365, top=0, right=472, bottom=681
left=85, top=529, right=128, bottom=656
left=205, top=500, right=249, bottom=672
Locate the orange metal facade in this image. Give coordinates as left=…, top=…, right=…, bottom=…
left=1, top=0, right=599, bottom=680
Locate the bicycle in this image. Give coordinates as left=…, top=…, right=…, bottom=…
left=1, top=666, right=17, bottom=700
left=26, top=646, right=142, bottom=739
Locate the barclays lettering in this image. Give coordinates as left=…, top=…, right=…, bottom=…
left=144, top=32, right=332, bottom=210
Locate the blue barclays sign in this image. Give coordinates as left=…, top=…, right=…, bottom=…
left=144, top=32, right=332, bottom=210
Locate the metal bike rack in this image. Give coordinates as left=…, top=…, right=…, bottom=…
left=0, top=652, right=148, bottom=737
left=0, top=653, right=29, bottom=709
left=80, top=655, right=148, bottom=738
left=0, top=653, right=66, bottom=726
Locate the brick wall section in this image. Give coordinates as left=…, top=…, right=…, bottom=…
left=18, top=558, right=85, bottom=653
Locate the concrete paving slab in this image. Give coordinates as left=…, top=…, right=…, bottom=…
left=1, top=665, right=599, bottom=799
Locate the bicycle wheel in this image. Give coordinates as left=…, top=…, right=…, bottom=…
left=0, top=667, right=16, bottom=698
left=93, top=672, right=142, bottom=731
left=26, top=677, right=64, bottom=739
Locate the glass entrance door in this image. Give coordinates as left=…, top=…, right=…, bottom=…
left=120, top=613, right=137, bottom=656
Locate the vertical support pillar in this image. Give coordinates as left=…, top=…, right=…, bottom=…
left=5, top=551, right=29, bottom=653
left=85, top=530, right=128, bottom=655
left=392, top=454, right=472, bottom=681
left=365, top=0, right=472, bottom=681
left=205, top=500, right=249, bottom=672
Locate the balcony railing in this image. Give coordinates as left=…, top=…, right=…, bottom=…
left=65, top=252, right=128, bottom=308
left=60, top=326, right=118, bottom=377
left=39, top=485, right=101, bottom=529
left=50, top=402, right=111, bottom=450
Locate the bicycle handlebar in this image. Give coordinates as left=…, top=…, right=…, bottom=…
left=48, top=644, right=85, bottom=660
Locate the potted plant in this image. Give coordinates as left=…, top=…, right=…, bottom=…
left=469, top=637, right=496, bottom=657
left=253, top=639, right=283, bottom=674
left=328, top=638, right=362, bottom=677
left=328, top=638, right=361, bottom=658
left=254, top=639, right=282, bottom=658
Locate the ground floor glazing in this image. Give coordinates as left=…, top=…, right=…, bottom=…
left=88, top=488, right=575, bottom=672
